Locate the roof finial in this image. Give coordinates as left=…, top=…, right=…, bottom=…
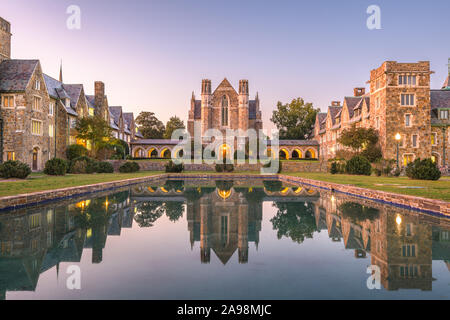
left=59, top=60, right=63, bottom=83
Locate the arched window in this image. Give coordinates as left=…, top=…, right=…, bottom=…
left=221, top=95, right=228, bottom=126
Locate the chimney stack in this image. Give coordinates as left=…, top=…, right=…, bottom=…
left=354, top=87, right=365, bottom=97
left=94, top=81, right=105, bottom=108
left=201, top=79, right=211, bottom=95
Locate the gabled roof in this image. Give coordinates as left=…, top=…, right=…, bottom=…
left=86, top=95, right=95, bottom=109
left=43, top=73, right=62, bottom=98
left=328, top=106, right=342, bottom=125
left=43, top=74, right=78, bottom=116
left=63, top=84, right=83, bottom=110
left=344, top=96, right=363, bottom=119
left=109, top=106, right=123, bottom=125
left=0, top=59, right=39, bottom=92
left=213, top=78, right=236, bottom=94
left=123, top=112, right=134, bottom=126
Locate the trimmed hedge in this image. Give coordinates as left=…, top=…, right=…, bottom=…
left=119, top=161, right=140, bottom=173
left=406, top=158, right=441, bottom=181
left=346, top=155, right=372, bottom=176
left=0, top=160, right=31, bottom=179
left=44, top=158, right=68, bottom=176
left=95, top=161, right=114, bottom=173
left=69, top=156, right=97, bottom=174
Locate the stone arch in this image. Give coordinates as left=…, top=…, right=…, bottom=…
left=147, top=147, right=158, bottom=158
left=133, top=147, right=145, bottom=158
left=291, top=149, right=303, bottom=159
left=305, top=148, right=316, bottom=159
left=32, top=146, right=40, bottom=171
left=431, top=152, right=440, bottom=166
left=279, top=148, right=289, bottom=160
left=160, top=147, right=172, bottom=158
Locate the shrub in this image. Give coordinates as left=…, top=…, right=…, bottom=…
left=165, top=161, right=184, bottom=173
left=0, top=160, right=31, bottom=179
left=346, top=155, right=372, bottom=176
left=96, top=161, right=114, bottom=173
left=44, top=158, right=68, bottom=176
left=119, top=161, right=140, bottom=173
left=66, top=144, right=87, bottom=160
left=330, top=162, right=338, bottom=174
left=69, top=156, right=97, bottom=174
left=361, top=145, right=383, bottom=163
left=405, top=158, right=441, bottom=181
left=215, top=163, right=234, bottom=173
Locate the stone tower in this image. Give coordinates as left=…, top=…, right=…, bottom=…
left=369, top=61, right=431, bottom=162
left=0, top=17, right=11, bottom=63
left=238, top=80, right=249, bottom=131
left=201, top=79, right=212, bottom=136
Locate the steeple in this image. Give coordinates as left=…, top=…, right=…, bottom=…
left=443, top=58, right=450, bottom=89
left=59, top=60, right=63, bottom=83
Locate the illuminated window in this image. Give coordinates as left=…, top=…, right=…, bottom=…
left=2, top=95, right=14, bottom=108
left=403, top=154, right=414, bottom=166
left=6, top=152, right=15, bottom=161
left=431, top=132, right=437, bottom=146
left=29, top=214, right=41, bottom=229
left=31, top=120, right=42, bottom=135
left=89, top=107, right=94, bottom=117
left=49, top=124, right=54, bottom=137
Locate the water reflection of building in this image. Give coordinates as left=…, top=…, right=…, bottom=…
left=187, top=187, right=262, bottom=264
left=0, top=190, right=135, bottom=299
left=315, top=193, right=450, bottom=291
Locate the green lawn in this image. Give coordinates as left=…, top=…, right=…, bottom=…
left=0, top=171, right=164, bottom=197
left=285, top=172, right=450, bottom=201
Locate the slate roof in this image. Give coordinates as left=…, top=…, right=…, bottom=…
left=328, top=106, right=342, bottom=125
left=43, top=74, right=62, bottom=98
left=344, top=96, right=362, bottom=119
left=43, top=74, right=78, bottom=116
left=63, top=84, right=83, bottom=110
left=85, top=95, right=95, bottom=109
left=109, top=106, right=122, bottom=126
left=123, top=112, right=134, bottom=126
left=0, top=59, right=39, bottom=92
left=431, top=90, right=450, bottom=110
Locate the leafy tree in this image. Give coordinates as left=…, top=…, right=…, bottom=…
left=164, top=202, right=185, bottom=222
left=338, top=125, right=379, bottom=154
left=135, top=111, right=165, bottom=139
left=76, top=116, right=112, bottom=158
left=164, top=116, right=185, bottom=139
left=134, top=202, right=165, bottom=227
left=270, top=201, right=317, bottom=244
left=270, top=98, right=319, bottom=139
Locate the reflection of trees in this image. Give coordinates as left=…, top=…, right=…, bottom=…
left=339, top=202, right=379, bottom=223
left=164, top=180, right=185, bottom=192
left=215, top=180, right=234, bottom=191
left=164, top=201, right=185, bottom=222
left=134, top=202, right=165, bottom=227
left=270, top=202, right=317, bottom=244
left=263, top=180, right=283, bottom=192
left=73, top=197, right=111, bottom=229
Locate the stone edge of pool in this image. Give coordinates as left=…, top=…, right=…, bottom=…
left=0, top=173, right=448, bottom=217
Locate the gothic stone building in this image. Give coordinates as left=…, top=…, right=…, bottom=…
left=314, top=60, right=450, bottom=167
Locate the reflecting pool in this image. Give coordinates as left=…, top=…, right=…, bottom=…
left=0, top=178, right=449, bottom=300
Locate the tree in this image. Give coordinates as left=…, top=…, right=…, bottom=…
left=338, top=125, right=379, bottom=153
left=270, top=201, right=318, bottom=244
left=76, top=116, right=112, bottom=157
left=135, top=112, right=165, bottom=139
left=270, top=98, right=319, bottom=139
left=164, top=116, right=185, bottom=139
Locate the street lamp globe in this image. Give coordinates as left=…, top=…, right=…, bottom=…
left=395, top=133, right=401, bottom=141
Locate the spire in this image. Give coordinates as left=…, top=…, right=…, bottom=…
left=59, top=60, right=63, bottom=83
left=255, top=92, right=259, bottom=100
left=443, top=58, right=450, bottom=89
left=191, top=91, right=195, bottom=101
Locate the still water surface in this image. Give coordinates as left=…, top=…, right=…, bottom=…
left=0, top=178, right=449, bottom=300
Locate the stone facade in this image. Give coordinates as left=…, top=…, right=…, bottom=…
left=0, top=17, right=11, bottom=63
left=314, top=60, right=450, bottom=168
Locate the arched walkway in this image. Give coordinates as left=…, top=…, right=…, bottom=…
left=148, top=148, right=158, bottom=158
left=279, top=148, right=289, bottom=160
left=291, top=149, right=302, bottom=159
left=160, top=148, right=171, bottom=158
left=134, top=148, right=145, bottom=158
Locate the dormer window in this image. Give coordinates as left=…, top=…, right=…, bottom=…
left=440, top=109, right=449, bottom=119
left=65, top=98, right=70, bottom=109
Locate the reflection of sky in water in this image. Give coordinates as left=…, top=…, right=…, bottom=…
left=2, top=180, right=450, bottom=300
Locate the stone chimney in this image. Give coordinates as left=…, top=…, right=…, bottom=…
left=331, top=101, right=341, bottom=106
left=0, top=17, right=12, bottom=62
left=201, top=79, right=211, bottom=95
left=354, top=87, right=365, bottom=97
left=94, top=81, right=105, bottom=108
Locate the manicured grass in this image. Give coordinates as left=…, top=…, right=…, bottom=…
left=0, top=171, right=164, bottom=197
left=285, top=172, right=450, bottom=201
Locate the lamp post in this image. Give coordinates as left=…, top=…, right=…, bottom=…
left=395, top=133, right=401, bottom=169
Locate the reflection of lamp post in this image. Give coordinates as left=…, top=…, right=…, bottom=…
left=395, top=133, right=401, bottom=168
